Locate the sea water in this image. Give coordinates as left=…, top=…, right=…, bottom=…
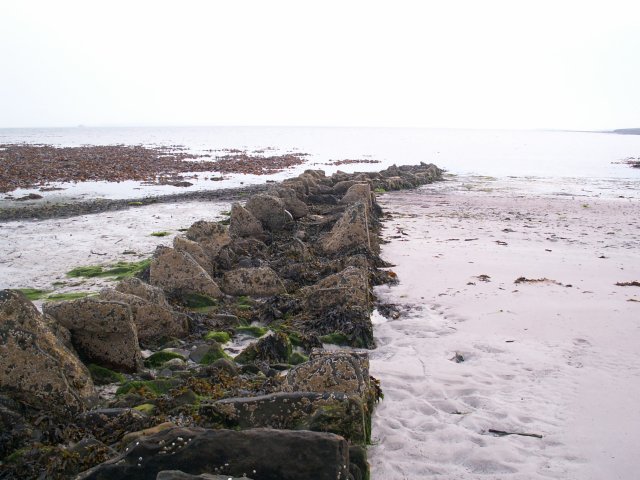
left=1, top=126, right=639, bottom=201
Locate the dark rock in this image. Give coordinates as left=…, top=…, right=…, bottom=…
left=203, top=357, right=240, bottom=377
left=273, top=187, right=309, bottom=219
left=245, top=194, right=290, bottom=231
left=76, top=408, right=151, bottom=445
left=200, top=391, right=368, bottom=444
left=234, top=332, right=291, bottom=364
left=157, top=472, right=250, bottom=480
left=76, top=426, right=350, bottom=480
left=222, top=267, right=286, bottom=297
left=321, top=202, right=376, bottom=254
left=229, top=202, right=264, bottom=239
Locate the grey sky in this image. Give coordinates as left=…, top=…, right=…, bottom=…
left=1, top=0, right=639, bottom=130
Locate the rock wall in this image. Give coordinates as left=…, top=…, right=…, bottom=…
left=0, top=163, right=442, bottom=479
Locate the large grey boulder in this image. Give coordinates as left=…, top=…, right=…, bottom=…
left=245, top=194, right=290, bottom=231
left=228, top=202, right=264, bottom=239
left=173, top=236, right=213, bottom=274
left=282, top=350, right=371, bottom=400
left=99, top=288, right=189, bottom=343
left=116, top=277, right=170, bottom=308
left=222, top=266, right=285, bottom=297
left=303, top=266, right=369, bottom=312
left=200, top=391, right=368, bottom=444
left=274, top=187, right=309, bottom=219
left=76, top=427, right=350, bottom=480
left=340, top=183, right=372, bottom=207
left=43, top=297, right=143, bottom=373
left=150, top=246, right=223, bottom=299
left=186, top=221, right=231, bottom=258
left=0, top=290, right=95, bottom=417
left=321, top=202, right=374, bottom=254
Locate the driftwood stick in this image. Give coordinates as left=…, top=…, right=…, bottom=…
left=488, top=429, right=543, bottom=439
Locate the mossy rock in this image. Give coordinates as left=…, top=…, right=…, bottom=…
left=116, top=379, right=176, bottom=397
left=133, top=403, right=156, bottom=415
left=320, top=332, right=351, bottom=346
left=182, top=292, right=218, bottom=313
left=144, top=351, right=186, bottom=369
left=235, top=332, right=292, bottom=365
left=88, top=364, right=126, bottom=385
left=204, top=331, right=231, bottom=343
left=289, top=351, right=309, bottom=365
left=199, top=343, right=231, bottom=365
left=237, top=325, right=268, bottom=337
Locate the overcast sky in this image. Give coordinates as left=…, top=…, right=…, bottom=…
left=1, top=0, right=639, bottom=130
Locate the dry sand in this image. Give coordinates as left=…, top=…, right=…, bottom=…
left=369, top=176, right=640, bottom=479
left=0, top=201, right=229, bottom=301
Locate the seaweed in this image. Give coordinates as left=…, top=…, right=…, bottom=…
left=67, top=259, right=151, bottom=281
left=144, top=351, right=186, bottom=369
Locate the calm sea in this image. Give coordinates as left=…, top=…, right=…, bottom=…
left=1, top=126, right=639, bottom=199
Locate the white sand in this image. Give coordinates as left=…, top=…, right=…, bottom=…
left=0, top=201, right=229, bottom=301
left=369, top=176, right=640, bottom=479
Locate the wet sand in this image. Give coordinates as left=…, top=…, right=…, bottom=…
left=369, top=176, right=640, bottom=479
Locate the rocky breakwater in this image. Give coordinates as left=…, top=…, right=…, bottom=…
left=0, top=163, right=442, bottom=479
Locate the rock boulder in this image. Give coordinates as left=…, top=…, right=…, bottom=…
left=150, top=246, right=223, bottom=299
left=245, top=194, right=290, bottom=231
left=222, top=266, right=285, bottom=297
left=43, top=297, right=143, bottom=373
left=200, top=391, right=368, bottom=444
left=186, top=221, right=231, bottom=259
left=76, top=426, right=350, bottom=480
left=0, top=290, right=95, bottom=416
left=228, top=202, right=264, bottom=239
left=173, top=236, right=213, bottom=274
left=99, top=288, right=189, bottom=343
left=321, top=202, right=374, bottom=254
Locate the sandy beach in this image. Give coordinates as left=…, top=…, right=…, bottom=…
left=1, top=171, right=639, bottom=478
left=369, top=175, right=640, bottom=479
left=0, top=201, right=229, bottom=299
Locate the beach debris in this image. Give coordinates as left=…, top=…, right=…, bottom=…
left=487, top=428, right=543, bottom=439
left=327, top=159, right=381, bottom=166
left=476, top=274, right=491, bottom=282
left=450, top=352, right=465, bottom=363
left=514, top=277, right=563, bottom=286
left=15, top=193, right=43, bottom=201
left=615, top=281, right=640, bottom=287
left=495, top=240, right=508, bottom=246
